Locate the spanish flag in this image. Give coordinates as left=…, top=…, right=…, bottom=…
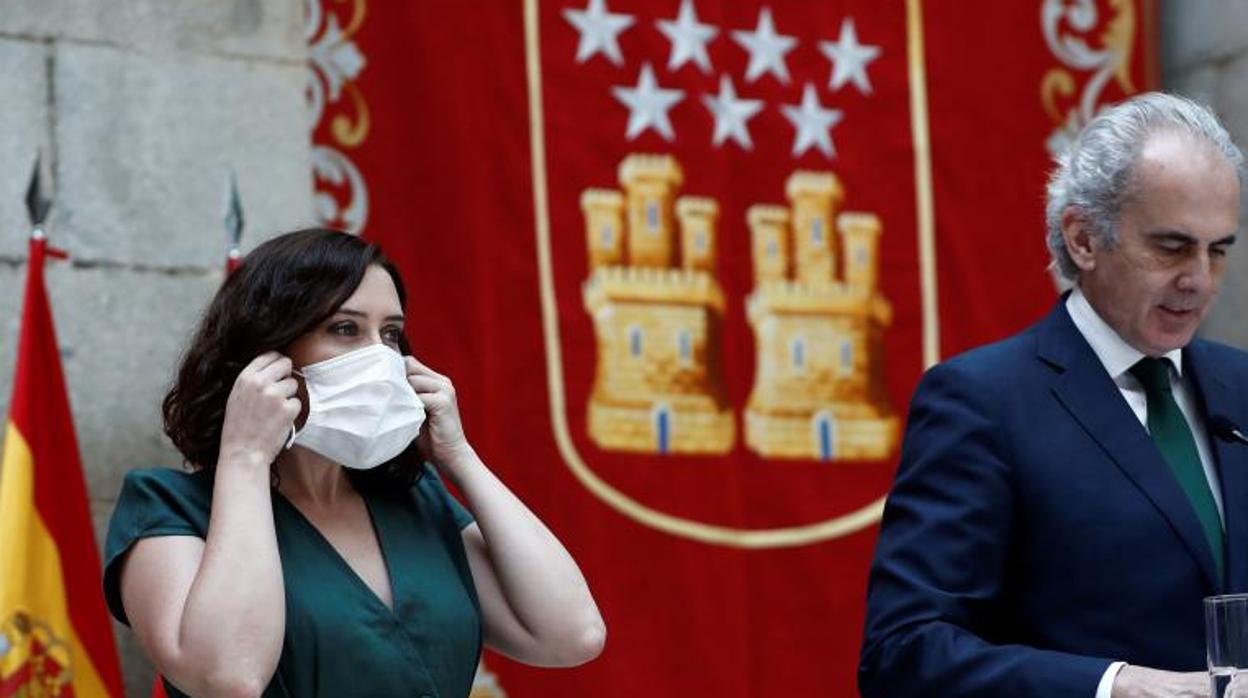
left=0, top=234, right=124, bottom=697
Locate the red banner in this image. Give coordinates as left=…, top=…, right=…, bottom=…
left=308, top=1, right=1155, bottom=694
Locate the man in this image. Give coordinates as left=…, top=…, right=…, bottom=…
left=859, top=92, right=1247, bottom=698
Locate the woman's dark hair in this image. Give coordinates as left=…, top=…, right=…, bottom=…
left=162, top=228, right=421, bottom=491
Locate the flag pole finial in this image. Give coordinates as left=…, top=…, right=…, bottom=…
left=25, top=152, right=52, bottom=235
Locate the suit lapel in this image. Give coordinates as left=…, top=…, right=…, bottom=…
left=1187, top=341, right=1248, bottom=592
left=1038, top=302, right=1220, bottom=592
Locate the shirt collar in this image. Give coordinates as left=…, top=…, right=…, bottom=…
left=1065, top=285, right=1184, bottom=380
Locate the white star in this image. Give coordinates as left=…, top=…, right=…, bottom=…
left=782, top=83, right=843, bottom=158
left=819, top=18, right=882, bottom=94
left=563, top=0, right=635, bottom=66
left=612, top=63, right=685, bottom=141
left=731, top=7, right=797, bottom=85
left=656, top=0, right=718, bottom=74
left=702, top=75, right=764, bottom=150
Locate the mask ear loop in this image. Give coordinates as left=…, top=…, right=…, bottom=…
left=286, top=368, right=306, bottom=450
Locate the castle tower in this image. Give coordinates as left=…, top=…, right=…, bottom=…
left=838, top=212, right=882, bottom=294
left=743, top=171, right=898, bottom=462
left=619, top=155, right=683, bottom=268
left=747, top=204, right=790, bottom=284
left=580, top=155, right=734, bottom=455
left=676, top=196, right=718, bottom=273
left=581, top=189, right=625, bottom=269
left=785, top=171, right=844, bottom=285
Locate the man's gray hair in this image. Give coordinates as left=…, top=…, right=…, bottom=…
left=1045, top=92, right=1244, bottom=280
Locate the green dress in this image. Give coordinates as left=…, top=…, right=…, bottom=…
left=102, top=465, right=482, bottom=698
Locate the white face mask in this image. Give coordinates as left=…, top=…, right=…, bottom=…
left=288, top=344, right=425, bottom=470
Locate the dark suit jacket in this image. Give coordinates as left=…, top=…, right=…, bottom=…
left=859, top=300, right=1248, bottom=697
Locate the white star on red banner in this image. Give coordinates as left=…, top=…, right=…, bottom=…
left=820, top=18, right=881, bottom=94
left=782, top=83, right=843, bottom=158
left=563, top=0, right=635, bottom=66
left=656, top=0, right=718, bottom=74
left=732, top=7, right=797, bottom=85
left=613, top=62, right=685, bottom=141
left=702, top=75, right=764, bottom=150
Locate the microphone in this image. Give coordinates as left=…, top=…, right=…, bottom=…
left=1210, top=415, right=1248, bottom=446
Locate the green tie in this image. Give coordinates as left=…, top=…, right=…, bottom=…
left=1130, top=357, right=1224, bottom=584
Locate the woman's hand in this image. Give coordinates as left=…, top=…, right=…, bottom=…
left=218, top=351, right=301, bottom=470
left=405, top=355, right=470, bottom=466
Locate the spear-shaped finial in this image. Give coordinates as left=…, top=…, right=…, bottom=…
left=25, top=152, right=51, bottom=235
left=224, top=170, right=244, bottom=273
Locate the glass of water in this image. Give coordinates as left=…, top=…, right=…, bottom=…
left=1207, top=594, right=1248, bottom=698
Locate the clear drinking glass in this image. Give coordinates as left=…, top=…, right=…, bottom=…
left=1206, top=594, right=1248, bottom=697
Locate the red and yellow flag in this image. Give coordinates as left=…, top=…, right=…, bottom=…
left=0, top=235, right=124, bottom=697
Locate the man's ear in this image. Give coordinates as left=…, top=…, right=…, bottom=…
left=1060, top=206, right=1099, bottom=273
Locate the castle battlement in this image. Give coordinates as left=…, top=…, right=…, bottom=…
left=746, top=282, right=893, bottom=325
left=580, top=188, right=624, bottom=209
left=785, top=170, right=844, bottom=204
left=583, top=266, right=725, bottom=313
left=619, top=154, right=684, bottom=188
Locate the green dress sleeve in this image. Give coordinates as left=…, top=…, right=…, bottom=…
left=102, top=468, right=213, bottom=626
left=418, top=463, right=476, bottom=530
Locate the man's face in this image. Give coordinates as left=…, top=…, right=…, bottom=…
left=1074, top=132, right=1241, bottom=356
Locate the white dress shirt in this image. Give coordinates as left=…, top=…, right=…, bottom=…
left=1064, top=287, right=1222, bottom=698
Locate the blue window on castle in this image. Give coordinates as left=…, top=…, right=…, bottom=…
left=677, top=330, right=692, bottom=364
left=655, top=406, right=671, bottom=454
left=812, top=217, right=824, bottom=245
left=629, top=326, right=643, bottom=357
left=646, top=201, right=659, bottom=232
left=815, top=413, right=836, bottom=461
left=840, top=339, right=853, bottom=374
left=600, top=224, right=614, bottom=248
left=791, top=338, right=806, bottom=371
left=766, top=239, right=778, bottom=257
left=695, top=231, right=706, bottom=252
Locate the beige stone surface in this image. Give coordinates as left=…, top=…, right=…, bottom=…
left=0, top=0, right=306, bottom=62
left=0, top=38, right=52, bottom=260
left=1162, top=0, right=1248, bottom=350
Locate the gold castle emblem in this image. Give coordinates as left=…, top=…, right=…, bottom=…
left=579, top=154, right=899, bottom=461
left=744, top=172, right=899, bottom=460
left=581, top=155, right=735, bottom=455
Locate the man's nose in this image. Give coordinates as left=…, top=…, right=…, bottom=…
left=1176, top=251, right=1216, bottom=293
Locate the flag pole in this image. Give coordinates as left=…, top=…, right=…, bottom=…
left=224, top=170, right=244, bottom=274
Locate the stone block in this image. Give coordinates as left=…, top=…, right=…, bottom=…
left=1212, top=51, right=1248, bottom=157
left=54, top=42, right=315, bottom=269
left=0, top=0, right=306, bottom=63
left=0, top=264, right=23, bottom=404
left=1201, top=234, right=1248, bottom=351
left=1162, top=63, right=1219, bottom=110
left=0, top=38, right=52, bottom=260
left=1160, top=0, right=1248, bottom=76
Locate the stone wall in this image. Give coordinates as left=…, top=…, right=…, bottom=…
left=1162, top=0, right=1248, bottom=347
left=0, top=2, right=312, bottom=694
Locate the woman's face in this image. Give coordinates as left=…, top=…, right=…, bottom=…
left=286, top=264, right=407, bottom=369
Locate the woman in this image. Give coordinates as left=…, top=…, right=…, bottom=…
left=103, top=229, right=605, bottom=697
